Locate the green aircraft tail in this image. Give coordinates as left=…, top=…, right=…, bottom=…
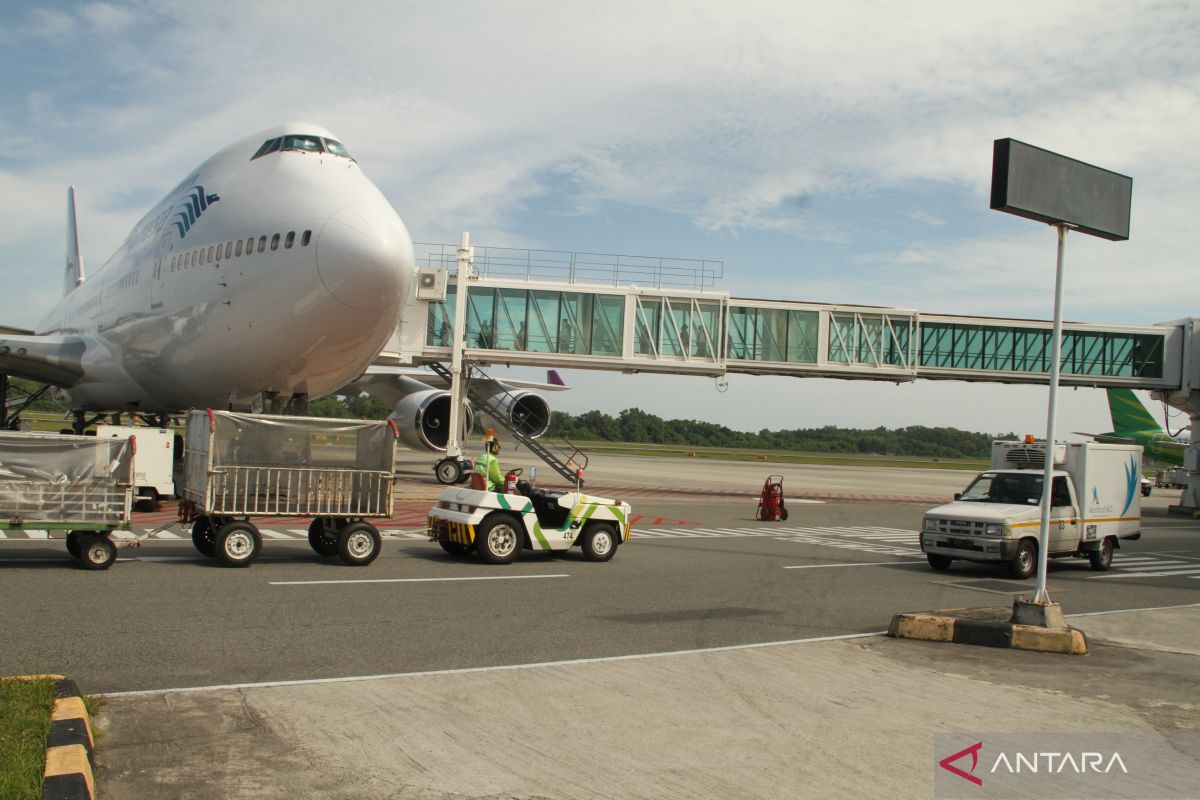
left=1107, top=388, right=1162, bottom=435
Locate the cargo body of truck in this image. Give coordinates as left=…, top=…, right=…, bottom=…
left=920, top=441, right=1142, bottom=578
left=97, top=424, right=176, bottom=510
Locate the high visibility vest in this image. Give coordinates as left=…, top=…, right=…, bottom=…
left=474, top=452, right=501, bottom=491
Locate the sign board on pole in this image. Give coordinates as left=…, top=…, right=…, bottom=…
left=990, top=138, right=1132, bottom=241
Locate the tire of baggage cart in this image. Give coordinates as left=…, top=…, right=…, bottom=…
left=308, top=517, right=345, bottom=557
left=476, top=513, right=522, bottom=564
left=215, top=520, right=262, bottom=567
left=66, top=531, right=85, bottom=559
left=581, top=522, right=619, bottom=562
left=1088, top=537, right=1114, bottom=571
left=338, top=521, right=381, bottom=566
left=79, top=533, right=117, bottom=570
left=192, top=517, right=217, bottom=557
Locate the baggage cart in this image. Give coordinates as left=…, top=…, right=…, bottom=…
left=0, top=431, right=135, bottom=569
left=178, top=410, right=399, bottom=567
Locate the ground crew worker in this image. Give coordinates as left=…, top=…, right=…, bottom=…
left=473, top=436, right=503, bottom=491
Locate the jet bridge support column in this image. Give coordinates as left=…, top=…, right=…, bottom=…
left=1157, top=317, right=1200, bottom=516
left=436, top=232, right=474, bottom=483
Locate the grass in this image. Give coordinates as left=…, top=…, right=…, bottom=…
left=0, top=677, right=54, bottom=800
left=569, top=440, right=990, bottom=471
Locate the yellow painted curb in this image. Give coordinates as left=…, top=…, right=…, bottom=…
left=44, top=743, right=95, bottom=798
left=1011, top=624, right=1088, bottom=654
left=888, top=613, right=955, bottom=642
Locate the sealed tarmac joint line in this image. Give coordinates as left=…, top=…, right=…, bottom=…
left=887, top=608, right=1088, bottom=655
left=0, top=674, right=96, bottom=800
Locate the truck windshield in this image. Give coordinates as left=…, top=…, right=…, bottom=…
left=959, top=472, right=1045, bottom=505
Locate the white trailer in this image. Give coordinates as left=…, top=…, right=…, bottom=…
left=920, top=440, right=1143, bottom=578
left=96, top=424, right=176, bottom=510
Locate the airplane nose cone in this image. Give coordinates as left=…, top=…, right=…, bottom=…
left=316, top=203, right=412, bottom=311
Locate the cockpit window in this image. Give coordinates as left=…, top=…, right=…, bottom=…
left=251, top=137, right=281, bottom=160
left=281, top=135, right=324, bottom=153
left=322, top=138, right=352, bottom=159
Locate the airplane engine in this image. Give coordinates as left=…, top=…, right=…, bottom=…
left=479, top=390, right=552, bottom=439
left=389, top=390, right=474, bottom=452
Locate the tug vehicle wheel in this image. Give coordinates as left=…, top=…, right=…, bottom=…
left=581, top=522, right=618, bottom=562
left=476, top=513, right=522, bottom=564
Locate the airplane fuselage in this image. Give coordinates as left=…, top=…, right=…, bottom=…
left=33, top=123, right=412, bottom=414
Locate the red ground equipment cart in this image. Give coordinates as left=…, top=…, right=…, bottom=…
left=756, top=474, right=788, bottom=521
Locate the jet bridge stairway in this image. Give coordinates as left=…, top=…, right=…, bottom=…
left=427, top=362, right=589, bottom=486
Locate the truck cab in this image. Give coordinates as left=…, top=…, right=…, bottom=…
left=920, top=441, right=1142, bottom=578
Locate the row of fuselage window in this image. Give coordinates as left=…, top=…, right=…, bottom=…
left=169, top=229, right=313, bottom=272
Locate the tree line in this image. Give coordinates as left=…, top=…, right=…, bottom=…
left=548, top=407, right=1010, bottom=458
left=5, top=377, right=1004, bottom=458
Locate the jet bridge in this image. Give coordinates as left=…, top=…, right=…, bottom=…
left=381, top=244, right=1182, bottom=390
left=376, top=240, right=1197, bottom=510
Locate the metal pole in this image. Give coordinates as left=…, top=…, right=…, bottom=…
left=1033, top=223, right=1069, bottom=604
left=444, top=232, right=473, bottom=460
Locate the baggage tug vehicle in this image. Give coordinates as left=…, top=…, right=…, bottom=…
left=427, top=482, right=631, bottom=563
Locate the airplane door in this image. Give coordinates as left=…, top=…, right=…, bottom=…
left=151, top=241, right=167, bottom=310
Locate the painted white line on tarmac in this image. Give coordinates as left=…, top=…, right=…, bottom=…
left=269, top=574, right=571, bottom=586
left=784, top=561, right=926, bottom=569
left=102, top=630, right=888, bottom=698
left=1065, top=601, right=1200, bottom=618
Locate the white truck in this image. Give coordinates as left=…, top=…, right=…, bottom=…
left=920, top=440, right=1143, bottom=578
left=96, top=425, right=177, bottom=510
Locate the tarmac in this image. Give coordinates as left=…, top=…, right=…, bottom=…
left=94, top=603, right=1200, bottom=799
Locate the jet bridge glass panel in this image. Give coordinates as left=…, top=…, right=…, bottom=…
left=727, top=307, right=819, bottom=364
left=635, top=298, right=724, bottom=359
left=437, top=286, right=624, bottom=357
left=918, top=322, right=1165, bottom=378
left=827, top=313, right=913, bottom=367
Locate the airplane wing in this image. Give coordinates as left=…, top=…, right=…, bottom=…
left=0, top=332, right=87, bottom=387
left=357, top=365, right=569, bottom=392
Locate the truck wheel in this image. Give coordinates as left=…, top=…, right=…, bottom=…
left=338, top=522, right=381, bottom=566
left=439, top=540, right=473, bottom=557
left=79, top=534, right=117, bottom=570
left=1010, top=539, right=1037, bottom=579
left=1088, top=537, right=1114, bottom=571
left=435, top=458, right=462, bottom=485
left=307, top=517, right=343, bottom=557
left=581, top=522, right=618, bottom=562
left=476, top=513, right=522, bottom=564
left=192, top=517, right=216, bottom=557
left=927, top=553, right=953, bottom=571
left=215, top=521, right=261, bottom=567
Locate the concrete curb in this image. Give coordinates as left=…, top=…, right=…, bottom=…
left=1, top=674, right=96, bottom=800
left=888, top=610, right=1088, bottom=655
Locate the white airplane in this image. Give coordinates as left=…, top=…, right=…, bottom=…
left=0, top=122, right=564, bottom=454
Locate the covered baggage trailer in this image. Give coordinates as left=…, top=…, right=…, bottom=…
left=179, top=410, right=399, bottom=567
left=0, top=431, right=134, bottom=569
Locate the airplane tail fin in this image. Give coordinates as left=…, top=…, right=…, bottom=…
left=1107, top=388, right=1162, bottom=435
left=64, top=186, right=85, bottom=296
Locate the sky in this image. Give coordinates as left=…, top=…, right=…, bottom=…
left=1, top=1, right=1197, bottom=438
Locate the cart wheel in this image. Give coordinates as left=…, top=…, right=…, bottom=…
left=79, top=534, right=117, bottom=570
left=338, top=522, right=381, bottom=566
left=192, top=517, right=216, bottom=557
left=308, top=517, right=343, bottom=557
left=435, top=458, right=463, bottom=485
left=780, top=508, right=789, bottom=521
left=66, top=531, right=84, bottom=559
left=476, top=513, right=522, bottom=564
left=215, top=521, right=261, bottom=567
left=581, top=522, right=618, bottom=562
